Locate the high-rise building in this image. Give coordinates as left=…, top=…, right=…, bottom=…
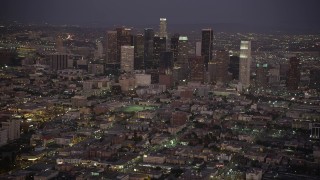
left=286, top=57, right=300, bottom=91
left=201, top=29, right=213, bottom=70
left=144, top=28, right=155, bottom=69
left=117, top=28, right=133, bottom=64
left=189, top=56, right=205, bottom=83
left=153, top=37, right=167, bottom=69
left=255, top=63, right=269, bottom=89
left=208, top=50, right=229, bottom=84
left=229, top=56, right=240, bottom=80
left=159, top=51, right=173, bottom=74
left=106, top=31, right=118, bottom=65
left=239, top=41, right=252, bottom=89
left=170, top=33, right=180, bottom=63
left=159, top=18, right=168, bottom=39
left=133, top=34, right=144, bottom=70
left=195, top=42, right=202, bottom=56
left=48, top=54, right=69, bottom=71
left=94, top=40, right=104, bottom=59
left=176, top=36, right=189, bottom=68
left=121, top=46, right=134, bottom=72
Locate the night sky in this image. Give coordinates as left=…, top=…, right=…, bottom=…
left=1, top=0, right=320, bottom=31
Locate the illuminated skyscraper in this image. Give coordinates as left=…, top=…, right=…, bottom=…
left=176, top=36, right=189, bottom=69
left=239, top=40, right=252, bottom=89
left=286, top=57, right=300, bottom=91
left=255, top=63, right=269, bottom=89
left=121, top=46, right=134, bottom=72
left=117, top=28, right=133, bottom=63
left=159, top=18, right=168, bottom=39
left=201, top=29, right=213, bottom=70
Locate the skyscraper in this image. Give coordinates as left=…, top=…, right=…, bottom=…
left=239, top=40, right=252, bottom=89
left=229, top=56, right=240, bottom=80
left=159, top=51, right=174, bottom=74
left=208, top=50, right=229, bottom=84
left=170, top=33, right=180, bottom=63
left=286, top=57, right=300, bottom=91
left=176, top=36, right=189, bottom=70
left=189, top=56, right=205, bottom=82
left=117, top=28, right=133, bottom=64
left=133, top=34, right=144, bottom=70
left=106, top=31, right=118, bottom=66
left=153, top=36, right=167, bottom=69
left=121, top=46, right=134, bottom=73
left=144, top=28, right=154, bottom=69
left=201, top=29, right=213, bottom=70
left=159, top=18, right=168, bottom=39
left=49, top=54, right=69, bottom=71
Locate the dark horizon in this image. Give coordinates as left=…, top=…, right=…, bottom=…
left=1, top=0, right=320, bottom=33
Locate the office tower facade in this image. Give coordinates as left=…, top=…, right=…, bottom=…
left=201, top=29, right=213, bottom=70
left=95, top=40, right=104, bottom=59
left=159, top=51, right=173, bottom=74
left=286, top=57, right=300, bottom=90
left=49, top=54, right=68, bottom=71
left=153, top=37, right=167, bottom=69
left=176, top=36, right=189, bottom=68
left=189, top=56, right=205, bottom=82
left=170, top=33, right=180, bottom=63
left=239, top=40, right=252, bottom=89
left=144, top=28, right=155, bottom=69
left=133, top=34, right=145, bottom=70
left=195, top=42, right=202, bottom=56
left=106, top=31, right=118, bottom=65
left=255, top=63, right=269, bottom=89
left=159, top=18, right=168, bottom=39
left=229, top=56, right=240, bottom=80
left=121, top=46, right=134, bottom=72
left=117, top=28, right=133, bottom=64
left=208, top=50, right=229, bottom=84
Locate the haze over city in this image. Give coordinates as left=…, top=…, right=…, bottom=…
left=0, top=0, right=320, bottom=180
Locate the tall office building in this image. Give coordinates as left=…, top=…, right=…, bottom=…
left=170, top=33, right=180, bottom=63
left=159, top=51, right=174, bottom=74
left=48, top=54, right=69, bottom=71
left=153, top=36, right=167, bottom=69
left=255, top=63, right=269, bottom=89
left=189, top=56, right=205, bottom=82
left=144, top=28, right=155, bottom=69
left=121, top=46, right=134, bottom=73
left=133, top=34, right=144, bottom=70
left=1, top=119, right=20, bottom=141
left=286, top=57, right=300, bottom=91
left=176, top=36, right=189, bottom=68
left=159, top=18, right=168, bottom=39
left=106, top=31, right=118, bottom=66
left=201, top=29, right=213, bottom=70
left=229, top=56, right=240, bottom=80
left=195, top=42, right=202, bottom=56
left=208, top=50, right=229, bottom=84
left=117, top=28, right=133, bottom=64
left=239, top=41, right=252, bottom=89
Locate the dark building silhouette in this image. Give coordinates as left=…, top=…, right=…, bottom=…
left=153, top=37, right=167, bottom=69
left=286, top=57, right=300, bottom=90
left=229, top=55, right=240, bottom=80
left=144, top=28, right=155, bottom=69
left=133, top=34, right=144, bottom=70
left=159, top=52, right=173, bottom=74
left=201, top=29, right=213, bottom=70
left=116, top=28, right=133, bottom=64
left=170, top=33, right=180, bottom=63
left=255, top=63, right=269, bottom=89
